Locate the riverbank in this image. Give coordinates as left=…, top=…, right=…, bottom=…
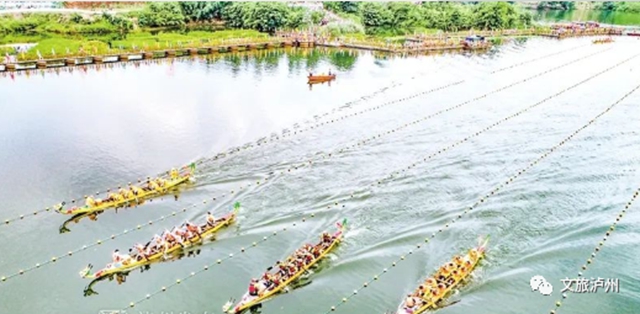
left=3, top=25, right=635, bottom=72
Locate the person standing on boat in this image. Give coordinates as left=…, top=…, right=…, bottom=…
left=112, top=249, right=125, bottom=263
left=85, top=196, right=96, bottom=207
left=248, top=279, right=258, bottom=296
left=206, top=212, right=216, bottom=227
left=403, top=294, right=416, bottom=311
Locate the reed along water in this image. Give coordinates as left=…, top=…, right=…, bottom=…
left=1, top=37, right=639, bottom=314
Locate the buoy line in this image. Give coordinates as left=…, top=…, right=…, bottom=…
left=0, top=74, right=453, bottom=228
left=2, top=46, right=606, bottom=228
left=0, top=78, right=462, bottom=282
left=113, top=49, right=628, bottom=311
left=320, top=80, right=640, bottom=314
left=0, top=80, right=465, bottom=282
left=545, top=190, right=640, bottom=314
left=490, top=43, right=590, bottom=74
left=0, top=201, right=220, bottom=283
left=119, top=212, right=327, bottom=311
left=376, top=52, right=639, bottom=187
left=0, top=47, right=616, bottom=284
left=192, top=79, right=464, bottom=171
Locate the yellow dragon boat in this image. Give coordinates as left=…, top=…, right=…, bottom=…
left=392, top=236, right=489, bottom=314
left=223, top=219, right=347, bottom=314
left=56, top=163, right=195, bottom=216
left=79, top=203, right=239, bottom=281
left=593, top=37, right=614, bottom=44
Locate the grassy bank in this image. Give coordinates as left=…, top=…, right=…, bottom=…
left=0, top=29, right=272, bottom=60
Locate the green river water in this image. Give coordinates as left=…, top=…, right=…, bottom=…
left=0, top=37, right=639, bottom=314
left=533, top=9, right=640, bottom=26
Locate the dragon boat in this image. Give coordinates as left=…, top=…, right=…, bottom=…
left=80, top=203, right=239, bottom=282
left=223, top=219, right=347, bottom=313
left=593, top=37, right=614, bottom=44
left=56, top=163, right=195, bottom=216
left=392, top=236, right=489, bottom=314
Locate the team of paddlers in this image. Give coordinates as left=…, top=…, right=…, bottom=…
left=246, top=232, right=337, bottom=297
left=400, top=247, right=482, bottom=312
left=108, top=211, right=226, bottom=268
left=593, top=37, right=615, bottom=44
left=83, top=168, right=182, bottom=208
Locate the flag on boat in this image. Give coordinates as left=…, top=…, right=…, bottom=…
left=337, top=218, right=348, bottom=230
left=189, top=162, right=196, bottom=172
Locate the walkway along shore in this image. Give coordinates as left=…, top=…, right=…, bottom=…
left=1, top=27, right=635, bottom=72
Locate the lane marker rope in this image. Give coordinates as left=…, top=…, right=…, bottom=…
left=546, top=185, right=640, bottom=314
left=491, top=43, right=590, bottom=74
left=320, top=65, right=640, bottom=314
left=114, top=48, right=624, bottom=311
left=0, top=46, right=614, bottom=285
left=3, top=46, right=607, bottom=228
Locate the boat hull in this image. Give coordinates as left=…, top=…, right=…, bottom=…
left=307, top=74, right=336, bottom=83
left=59, top=174, right=191, bottom=215
left=228, top=225, right=344, bottom=313
left=85, top=211, right=236, bottom=280
left=394, top=237, right=489, bottom=314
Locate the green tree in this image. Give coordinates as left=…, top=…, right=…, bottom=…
left=472, top=2, right=518, bottom=30
left=179, top=1, right=230, bottom=22
left=387, top=2, right=419, bottom=29
left=311, top=11, right=325, bottom=24
left=360, top=2, right=391, bottom=28
left=222, top=2, right=291, bottom=33
left=538, top=2, right=576, bottom=10
left=244, top=2, right=291, bottom=33
left=138, top=2, right=186, bottom=28
left=220, top=2, right=250, bottom=28
left=340, top=1, right=360, bottom=14
left=287, top=8, right=305, bottom=29
left=323, top=1, right=359, bottom=14
left=517, top=10, right=533, bottom=28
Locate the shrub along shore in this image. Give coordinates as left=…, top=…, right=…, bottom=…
left=0, top=1, right=613, bottom=62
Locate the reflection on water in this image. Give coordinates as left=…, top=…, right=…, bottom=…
left=0, top=46, right=492, bottom=81
left=83, top=245, right=205, bottom=296
left=533, top=9, right=640, bottom=26
left=58, top=190, right=183, bottom=234
left=0, top=48, right=368, bottom=80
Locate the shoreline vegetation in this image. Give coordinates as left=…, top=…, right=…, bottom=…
left=0, top=1, right=633, bottom=63
left=2, top=1, right=534, bottom=60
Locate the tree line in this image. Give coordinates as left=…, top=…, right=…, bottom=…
left=136, top=1, right=534, bottom=34
left=326, top=2, right=533, bottom=35
left=1, top=2, right=536, bottom=39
